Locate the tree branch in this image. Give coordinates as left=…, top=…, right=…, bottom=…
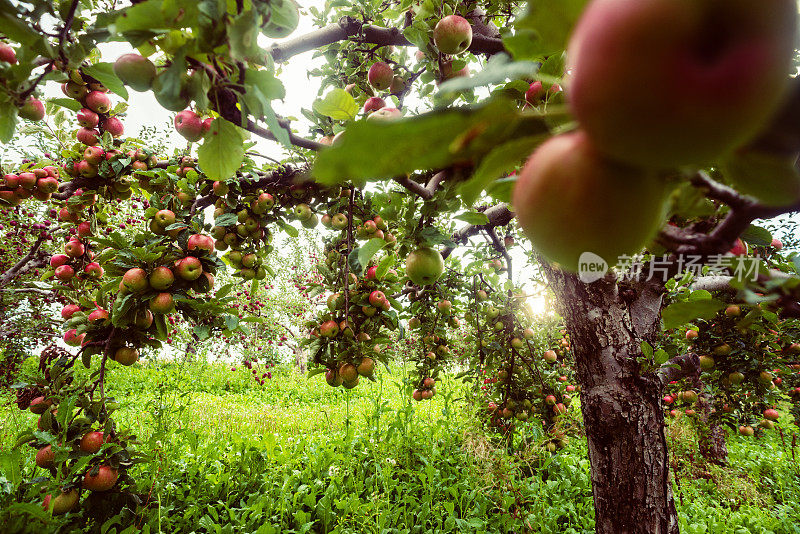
left=268, top=17, right=504, bottom=63
left=442, top=203, right=514, bottom=259
left=656, top=353, right=700, bottom=385
left=0, top=234, right=48, bottom=288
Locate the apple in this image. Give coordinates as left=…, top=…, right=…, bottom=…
left=174, top=109, right=204, bottom=142
left=685, top=329, right=698, bottom=341
left=294, top=203, right=312, bottom=220
left=76, top=127, right=100, bottom=146
left=54, top=265, right=75, bottom=282
left=176, top=256, right=203, bottom=281
left=325, top=369, right=343, bottom=387
left=738, top=426, right=754, bottom=437
left=0, top=42, right=16, bottom=64
left=405, top=247, right=444, bottom=285
left=728, top=371, right=745, bottom=385
left=663, top=395, right=674, bottom=405
left=512, top=131, right=667, bottom=271
left=113, top=53, right=156, bottom=91
left=367, top=62, right=394, bottom=91
left=320, top=320, right=339, bottom=338
left=114, top=346, right=139, bottom=365
left=83, top=465, right=118, bottom=492
left=331, top=213, right=348, bottom=230
left=80, top=431, right=106, bottom=453
left=76, top=108, right=99, bottom=128
left=523, top=328, right=534, bottom=339
left=85, top=91, right=111, bottom=114
left=729, top=238, right=748, bottom=256
left=64, top=240, right=84, bottom=258
left=682, top=390, right=698, bottom=403
left=102, top=116, right=124, bottom=137
left=712, top=343, right=732, bottom=357
left=567, top=0, right=797, bottom=168
left=43, top=490, right=79, bottom=515
left=363, top=97, right=386, bottom=113
left=123, top=267, right=149, bottom=292
left=83, top=146, right=105, bottom=165
left=525, top=81, right=544, bottom=105
left=148, top=266, right=174, bottom=290
left=61, top=304, right=81, bottom=320
left=511, top=338, right=524, bottom=349
left=154, top=209, right=176, bottom=227
left=366, top=107, right=401, bottom=121
left=212, top=181, right=229, bottom=196
left=437, top=300, right=452, bottom=315
left=75, top=160, right=98, bottom=178
left=357, top=357, right=375, bottom=376
left=725, top=305, right=741, bottom=317
left=433, top=15, right=473, bottom=55
left=339, top=363, right=358, bottom=383
left=252, top=192, right=275, bottom=213
left=134, top=309, right=154, bottom=329
left=188, top=234, right=215, bottom=253
left=35, top=445, right=55, bottom=468
left=87, top=307, right=109, bottom=324
left=19, top=97, right=44, bottom=121
left=64, top=329, right=85, bottom=346
left=698, top=355, right=715, bottom=371
left=764, top=408, right=780, bottom=421
left=439, top=60, right=469, bottom=81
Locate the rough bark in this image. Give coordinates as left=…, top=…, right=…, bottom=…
left=541, top=264, right=679, bottom=534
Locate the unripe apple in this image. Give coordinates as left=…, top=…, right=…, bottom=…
left=19, top=97, right=45, bottom=121
left=85, top=91, right=111, bottom=114
left=154, top=209, right=176, bottom=228
left=212, top=181, right=229, bottom=196
left=113, top=53, right=157, bottom=91
left=739, top=425, right=754, bottom=437
left=567, top=0, right=798, bottom=168
left=405, top=247, right=444, bottom=285
left=363, top=97, right=386, bottom=113
left=698, top=355, right=715, bottom=371
left=367, top=62, right=394, bottom=91
left=433, top=15, right=473, bottom=55
left=439, top=60, right=469, bottom=81
left=174, top=110, right=204, bottom=142
left=728, top=371, right=745, bottom=385
left=149, top=266, right=175, bottom=290
left=512, top=131, right=667, bottom=271
left=437, top=300, right=452, bottom=315
left=77, top=108, right=99, bottom=128
left=331, top=213, right=348, bottom=230
left=357, top=357, right=375, bottom=376
left=176, top=256, right=203, bottom=280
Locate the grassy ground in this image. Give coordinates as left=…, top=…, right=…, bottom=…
left=1, top=358, right=799, bottom=533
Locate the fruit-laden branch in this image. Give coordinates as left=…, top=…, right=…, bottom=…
left=442, top=202, right=514, bottom=259
left=657, top=172, right=800, bottom=257
left=690, top=275, right=736, bottom=293
left=268, top=16, right=505, bottom=63
left=0, top=234, right=49, bottom=288
left=656, top=352, right=700, bottom=385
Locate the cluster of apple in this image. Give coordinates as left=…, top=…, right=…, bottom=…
left=0, top=166, right=60, bottom=206
left=1, top=40, right=46, bottom=121
left=19, top=346, right=133, bottom=515
left=48, top=233, right=103, bottom=286
left=512, top=0, right=798, bottom=272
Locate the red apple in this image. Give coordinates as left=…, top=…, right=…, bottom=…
left=433, top=15, right=473, bottom=55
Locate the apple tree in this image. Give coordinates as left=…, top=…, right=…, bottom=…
left=2, top=0, right=800, bottom=533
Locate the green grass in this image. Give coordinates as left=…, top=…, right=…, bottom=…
left=1, top=358, right=799, bottom=533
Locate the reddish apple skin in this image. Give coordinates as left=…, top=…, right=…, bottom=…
left=85, top=91, right=111, bottom=114
left=80, top=431, right=106, bottom=453
left=102, top=116, right=124, bottom=137
left=174, top=110, right=204, bottom=142
left=363, top=97, right=386, bottom=113
left=367, top=62, right=394, bottom=91
left=77, top=108, right=99, bottom=128
left=512, top=131, right=667, bottom=271
left=0, top=43, right=17, bottom=64
left=567, top=0, right=798, bottom=168
left=176, top=256, right=203, bottom=280
left=82, top=465, right=118, bottom=492
left=19, top=97, right=45, bottom=121
left=77, top=127, right=100, bottom=146
left=433, top=15, right=473, bottom=55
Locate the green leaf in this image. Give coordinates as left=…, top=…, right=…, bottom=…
left=358, top=238, right=386, bottom=269
left=228, top=10, right=262, bottom=61
left=245, top=69, right=285, bottom=100
left=723, top=150, right=800, bottom=207
left=455, top=212, right=490, bottom=225
left=460, top=136, right=542, bottom=205
left=654, top=349, right=669, bottom=366
left=197, top=118, right=246, bottom=180
left=83, top=63, right=129, bottom=100
left=376, top=254, right=395, bottom=280
left=640, top=341, right=653, bottom=358
left=312, top=88, right=359, bottom=121
left=662, top=299, right=726, bottom=330
left=277, top=220, right=299, bottom=238
left=0, top=101, right=18, bottom=143
left=435, top=54, right=539, bottom=100
left=740, top=225, right=772, bottom=247
left=214, top=213, right=238, bottom=227
left=49, top=98, right=83, bottom=112
left=313, top=99, right=548, bottom=185
left=515, top=0, right=588, bottom=57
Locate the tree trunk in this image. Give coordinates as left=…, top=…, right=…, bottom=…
left=542, top=265, right=679, bottom=534
left=693, top=378, right=728, bottom=465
